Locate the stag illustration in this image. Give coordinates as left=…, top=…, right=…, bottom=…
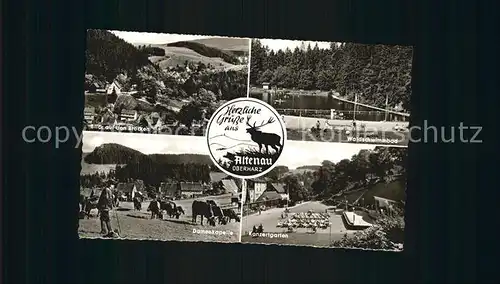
left=246, top=116, right=282, bottom=154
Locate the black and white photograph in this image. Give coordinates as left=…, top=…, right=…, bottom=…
left=249, top=38, right=412, bottom=146
left=78, top=131, right=242, bottom=243
left=83, top=30, right=249, bottom=136
left=241, top=141, right=407, bottom=251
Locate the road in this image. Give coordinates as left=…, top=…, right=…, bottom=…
left=78, top=193, right=240, bottom=243
left=241, top=201, right=357, bottom=247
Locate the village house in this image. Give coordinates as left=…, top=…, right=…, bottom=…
left=83, top=107, right=96, bottom=124
left=84, top=74, right=104, bottom=93
left=106, top=81, right=122, bottom=95
left=159, top=182, right=180, bottom=199
left=208, top=172, right=240, bottom=195
left=262, top=82, right=270, bottom=90
left=246, top=178, right=288, bottom=208
left=246, top=177, right=268, bottom=203
left=120, top=109, right=138, bottom=122
left=270, top=182, right=289, bottom=201
left=80, top=188, right=102, bottom=199
left=85, top=82, right=101, bottom=93
left=179, top=181, right=204, bottom=199
left=116, top=180, right=145, bottom=201
left=220, top=179, right=240, bottom=195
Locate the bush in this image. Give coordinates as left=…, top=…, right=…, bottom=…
left=332, top=213, right=405, bottom=250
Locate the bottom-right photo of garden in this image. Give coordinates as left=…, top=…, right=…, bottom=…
left=240, top=142, right=407, bottom=251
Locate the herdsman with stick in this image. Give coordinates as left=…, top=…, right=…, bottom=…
left=97, top=184, right=115, bottom=237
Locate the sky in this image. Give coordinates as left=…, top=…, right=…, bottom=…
left=110, top=30, right=214, bottom=45
left=82, top=132, right=377, bottom=169
left=109, top=31, right=334, bottom=51
left=258, top=38, right=333, bottom=52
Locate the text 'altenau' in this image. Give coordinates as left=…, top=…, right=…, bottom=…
left=234, top=156, right=272, bottom=166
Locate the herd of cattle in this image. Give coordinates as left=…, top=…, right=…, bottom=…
left=147, top=199, right=240, bottom=226
left=79, top=193, right=240, bottom=227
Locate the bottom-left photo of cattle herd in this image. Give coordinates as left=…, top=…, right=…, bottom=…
left=78, top=131, right=242, bottom=243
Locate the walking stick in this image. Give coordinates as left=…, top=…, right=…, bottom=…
left=114, top=208, right=122, bottom=236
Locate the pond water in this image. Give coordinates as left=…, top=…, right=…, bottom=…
left=250, top=90, right=409, bottom=122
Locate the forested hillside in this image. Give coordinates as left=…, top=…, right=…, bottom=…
left=166, top=41, right=239, bottom=64
left=264, top=146, right=407, bottom=203
left=250, top=40, right=413, bottom=110
left=85, top=29, right=152, bottom=81
left=85, top=30, right=247, bottom=123
left=81, top=143, right=217, bottom=187
left=114, top=161, right=211, bottom=185
left=84, top=143, right=148, bottom=164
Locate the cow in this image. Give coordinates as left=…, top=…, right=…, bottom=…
left=246, top=116, right=282, bottom=154
left=223, top=209, right=240, bottom=222
left=158, top=201, right=185, bottom=219
left=159, top=201, right=176, bottom=218
left=175, top=206, right=185, bottom=219
left=212, top=205, right=227, bottom=225
left=205, top=200, right=227, bottom=224
left=83, top=196, right=99, bottom=219
left=191, top=200, right=216, bottom=226
left=147, top=200, right=161, bottom=219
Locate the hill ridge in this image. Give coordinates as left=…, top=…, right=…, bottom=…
left=84, top=143, right=212, bottom=165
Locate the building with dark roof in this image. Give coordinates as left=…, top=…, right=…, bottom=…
left=84, top=107, right=96, bottom=123
left=245, top=178, right=288, bottom=209
left=159, top=182, right=180, bottom=198
left=179, top=182, right=204, bottom=198
left=116, top=180, right=144, bottom=201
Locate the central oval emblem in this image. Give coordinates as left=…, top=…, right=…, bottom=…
left=206, top=97, right=287, bottom=179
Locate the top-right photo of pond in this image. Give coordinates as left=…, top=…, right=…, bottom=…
left=249, top=39, right=413, bottom=146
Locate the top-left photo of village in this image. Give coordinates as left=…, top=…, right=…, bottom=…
left=83, top=30, right=250, bottom=135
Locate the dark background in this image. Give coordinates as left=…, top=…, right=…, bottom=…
left=2, top=0, right=492, bottom=283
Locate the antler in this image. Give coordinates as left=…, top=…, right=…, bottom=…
left=246, top=115, right=253, bottom=127
left=255, top=117, right=276, bottom=128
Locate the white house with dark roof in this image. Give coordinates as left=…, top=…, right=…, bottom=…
left=120, top=109, right=138, bottom=122
left=246, top=177, right=269, bottom=203
left=209, top=172, right=241, bottom=195
left=106, top=81, right=122, bottom=95
left=245, top=178, right=288, bottom=208
left=84, top=107, right=96, bottom=123
left=270, top=183, right=289, bottom=201
left=179, top=182, right=204, bottom=199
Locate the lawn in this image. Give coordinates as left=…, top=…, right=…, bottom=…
left=79, top=197, right=240, bottom=243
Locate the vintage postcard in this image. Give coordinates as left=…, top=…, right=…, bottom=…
left=83, top=29, right=250, bottom=136
left=79, top=33, right=411, bottom=250
left=78, top=131, right=241, bottom=243
left=249, top=39, right=412, bottom=146
left=240, top=141, right=407, bottom=251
